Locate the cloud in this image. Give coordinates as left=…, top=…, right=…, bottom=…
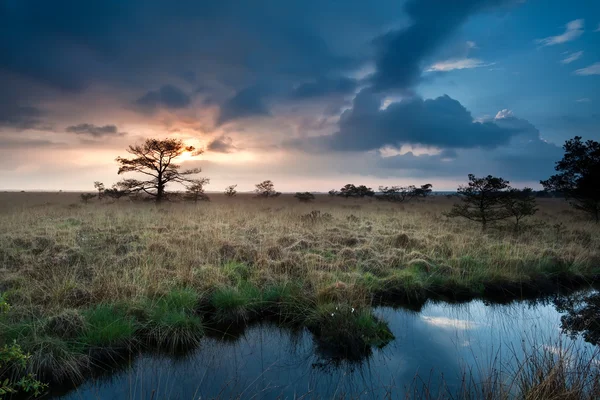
left=0, top=103, right=45, bottom=130
left=290, top=77, right=357, bottom=99
left=576, top=98, right=591, bottom=103
left=291, top=90, right=523, bottom=152
left=560, top=51, right=583, bottom=64
left=427, top=58, right=494, bottom=72
left=65, top=123, right=126, bottom=138
left=217, top=86, right=272, bottom=125
left=536, top=19, right=584, bottom=46
left=0, top=136, right=61, bottom=149
left=134, top=85, right=191, bottom=112
left=574, top=62, right=600, bottom=76
left=207, top=136, right=237, bottom=153
left=370, top=0, right=515, bottom=91
left=376, top=127, right=562, bottom=182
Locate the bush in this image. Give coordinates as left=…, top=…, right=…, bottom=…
left=0, top=295, right=47, bottom=399
left=294, top=192, right=315, bottom=202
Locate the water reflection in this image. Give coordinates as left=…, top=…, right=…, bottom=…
left=554, top=291, right=600, bottom=346
left=52, top=292, right=598, bottom=399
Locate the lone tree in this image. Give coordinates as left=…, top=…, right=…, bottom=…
left=294, top=192, right=315, bottom=202
left=115, top=138, right=204, bottom=203
left=541, top=136, right=600, bottom=223
left=501, top=188, right=538, bottom=231
left=93, top=181, right=105, bottom=199
left=255, top=180, right=281, bottom=197
left=185, top=178, right=210, bottom=203
left=446, top=174, right=511, bottom=230
left=224, top=184, right=238, bottom=197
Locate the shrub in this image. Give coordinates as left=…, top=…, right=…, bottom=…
left=294, top=192, right=315, bottom=202
left=79, top=193, right=96, bottom=204
left=224, top=184, right=237, bottom=197
left=0, top=296, right=47, bottom=399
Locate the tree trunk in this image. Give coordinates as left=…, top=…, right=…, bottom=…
left=156, top=174, right=164, bottom=203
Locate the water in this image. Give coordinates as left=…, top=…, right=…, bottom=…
left=52, top=292, right=599, bottom=399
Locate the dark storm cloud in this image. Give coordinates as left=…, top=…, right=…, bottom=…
left=65, top=123, right=126, bottom=138
left=295, top=90, right=522, bottom=152
left=0, top=103, right=45, bottom=130
left=217, top=86, right=272, bottom=124
left=377, top=139, right=562, bottom=181
left=371, top=0, right=513, bottom=91
left=207, top=136, right=237, bottom=153
left=290, top=77, right=358, bottom=99
left=134, top=85, right=191, bottom=113
left=0, top=1, right=383, bottom=101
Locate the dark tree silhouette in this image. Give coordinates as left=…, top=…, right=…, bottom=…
left=413, top=183, right=433, bottom=198
left=115, top=138, right=204, bottom=203
left=377, top=184, right=432, bottom=202
left=103, top=186, right=129, bottom=201
left=80, top=193, right=96, bottom=203
left=255, top=180, right=281, bottom=197
left=185, top=178, right=210, bottom=202
left=541, top=136, right=600, bottom=223
left=294, top=192, right=315, bottom=202
left=338, top=184, right=374, bottom=198
left=224, top=184, right=238, bottom=197
left=328, top=189, right=339, bottom=197
left=93, top=181, right=105, bottom=199
left=446, top=174, right=511, bottom=230
left=554, top=292, right=600, bottom=346
left=501, top=188, right=538, bottom=231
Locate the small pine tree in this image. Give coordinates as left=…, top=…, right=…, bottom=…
left=224, top=184, right=238, bottom=197
left=93, top=181, right=105, bottom=199
left=255, top=180, right=281, bottom=197
left=501, top=188, right=538, bottom=231
left=185, top=178, right=210, bottom=203
left=446, top=174, right=511, bottom=230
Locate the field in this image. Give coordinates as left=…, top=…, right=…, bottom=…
left=1, top=192, right=599, bottom=387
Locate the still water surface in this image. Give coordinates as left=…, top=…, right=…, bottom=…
left=53, top=292, right=598, bottom=399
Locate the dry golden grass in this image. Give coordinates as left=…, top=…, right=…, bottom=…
left=0, top=192, right=599, bottom=315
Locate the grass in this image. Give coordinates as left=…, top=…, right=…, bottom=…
left=79, top=304, right=137, bottom=348
left=0, top=192, right=599, bottom=386
left=142, top=288, right=204, bottom=349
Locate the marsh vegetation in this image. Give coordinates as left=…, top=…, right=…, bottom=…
left=0, top=191, right=599, bottom=398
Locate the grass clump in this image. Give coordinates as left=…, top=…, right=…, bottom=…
left=18, top=336, right=89, bottom=384
left=210, top=282, right=261, bottom=324
left=79, top=304, right=137, bottom=348
left=143, top=288, right=204, bottom=350
left=43, top=309, right=86, bottom=339
left=307, top=304, right=394, bottom=360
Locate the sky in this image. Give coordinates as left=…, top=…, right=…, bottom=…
left=0, top=0, right=599, bottom=192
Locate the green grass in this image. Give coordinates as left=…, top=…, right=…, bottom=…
left=143, top=288, right=204, bottom=349
left=210, top=282, right=261, bottom=323
left=78, top=304, right=137, bottom=348
left=307, top=303, right=394, bottom=359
